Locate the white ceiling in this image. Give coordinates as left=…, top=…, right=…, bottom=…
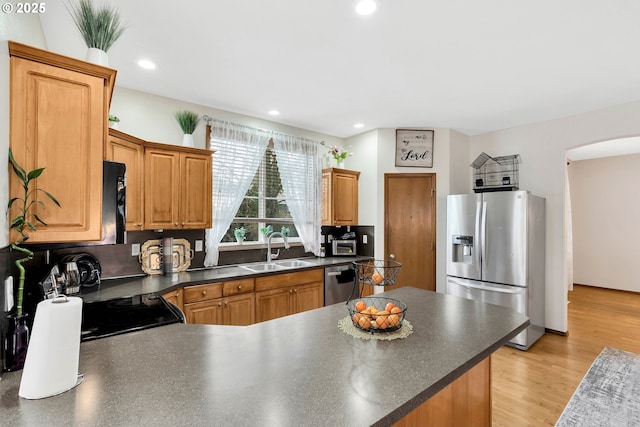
left=567, top=137, right=640, bottom=161
left=39, top=0, right=640, bottom=140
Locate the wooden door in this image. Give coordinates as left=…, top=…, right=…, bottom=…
left=144, top=148, right=180, bottom=229
left=385, top=174, right=436, bottom=291
left=9, top=56, right=105, bottom=243
left=223, top=294, right=255, bottom=326
left=255, top=288, right=291, bottom=322
left=180, top=152, right=212, bottom=229
left=292, top=282, right=324, bottom=314
left=106, top=133, right=145, bottom=230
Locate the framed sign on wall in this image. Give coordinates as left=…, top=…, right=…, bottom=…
left=395, top=129, right=434, bottom=167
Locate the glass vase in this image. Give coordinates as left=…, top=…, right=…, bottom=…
left=3, top=313, right=30, bottom=372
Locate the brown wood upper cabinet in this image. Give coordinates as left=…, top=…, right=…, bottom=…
left=106, top=129, right=213, bottom=230
left=8, top=41, right=117, bottom=243
left=322, top=168, right=360, bottom=226
left=144, top=147, right=212, bottom=230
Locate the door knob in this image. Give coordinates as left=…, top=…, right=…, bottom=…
left=389, top=254, right=396, bottom=260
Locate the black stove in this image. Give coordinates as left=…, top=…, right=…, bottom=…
left=81, top=293, right=184, bottom=342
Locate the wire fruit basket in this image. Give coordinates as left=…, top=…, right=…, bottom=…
left=353, top=259, right=402, bottom=288
left=346, top=297, right=407, bottom=333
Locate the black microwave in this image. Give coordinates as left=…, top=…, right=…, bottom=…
left=332, top=240, right=357, bottom=256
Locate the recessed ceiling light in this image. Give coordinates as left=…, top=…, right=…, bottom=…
left=354, top=123, right=364, bottom=128
left=268, top=110, right=280, bottom=116
left=137, top=59, right=156, bottom=70
left=355, top=0, right=377, bottom=15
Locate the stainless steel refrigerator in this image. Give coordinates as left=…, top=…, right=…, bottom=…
left=446, top=191, right=545, bottom=350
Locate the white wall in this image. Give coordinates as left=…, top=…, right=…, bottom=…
left=570, top=154, right=640, bottom=291
left=110, top=87, right=344, bottom=150
left=470, top=100, right=640, bottom=333
left=0, top=14, right=47, bottom=249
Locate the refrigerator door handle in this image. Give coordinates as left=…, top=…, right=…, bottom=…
left=480, top=200, right=487, bottom=272
left=449, top=278, right=523, bottom=294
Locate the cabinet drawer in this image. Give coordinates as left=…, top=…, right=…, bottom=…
left=223, top=278, right=255, bottom=296
left=183, top=282, right=223, bottom=304
left=255, top=269, right=324, bottom=292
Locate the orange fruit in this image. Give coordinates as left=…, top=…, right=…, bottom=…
left=390, top=306, right=402, bottom=314
left=353, top=313, right=362, bottom=323
left=367, top=306, right=379, bottom=315
left=355, top=300, right=366, bottom=312
left=385, top=302, right=396, bottom=313
left=375, top=311, right=390, bottom=328
left=372, top=272, right=383, bottom=285
left=388, top=314, right=400, bottom=327
left=358, top=315, right=370, bottom=329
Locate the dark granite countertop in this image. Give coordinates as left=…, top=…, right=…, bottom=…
left=0, top=287, right=529, bottom=426
left=79, top=256, right=371, bottom=303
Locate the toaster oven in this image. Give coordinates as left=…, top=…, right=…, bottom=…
left=332, top=239, right=357, bottom=256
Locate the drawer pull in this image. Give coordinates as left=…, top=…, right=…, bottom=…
left=201, top=291, right=207, bottom=296
left=237, top=285, right=243, bottom=291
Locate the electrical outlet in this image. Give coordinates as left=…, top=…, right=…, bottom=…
left=195, top=240, right=203, bottom=252
left=131, top=243, right=140, bottom=257
left=363, top=235, right=368, bottom=244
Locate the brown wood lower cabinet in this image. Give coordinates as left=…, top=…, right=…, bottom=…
left=255, top=269, right=324, bottom=323
left=393, top=356, right=491, bottom=427
left=161, top=288, right=184, bottom=310
left=182, top=279, right=255, bottom=326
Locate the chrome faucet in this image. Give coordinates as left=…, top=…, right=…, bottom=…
left=266, top=232, right=290, bottom=262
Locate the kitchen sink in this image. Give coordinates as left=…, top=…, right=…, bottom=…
left=239, top=259, right=316, bottom=273
left=273, top=259, right=314, bottom=268
left=240, top=263, right=285, bottom=273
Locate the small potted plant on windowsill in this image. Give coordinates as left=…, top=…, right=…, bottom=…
left=234, top=227, right=246, bottom=244
left=4, top=149, right=60, bottom=371
left=280, top=226, right=290, bottom=238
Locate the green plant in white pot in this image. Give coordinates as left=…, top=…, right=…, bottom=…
left=4, top=149, right=60, bottom=371
left=234, top=227, right=246, bottom=244
left=175, top=110, right=201, bottom=147
left=67, top=0, right=126, bottom=66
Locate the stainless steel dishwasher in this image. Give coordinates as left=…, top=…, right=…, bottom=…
left=324, top=263, right=357, bottom=305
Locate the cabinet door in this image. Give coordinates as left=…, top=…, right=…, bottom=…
left=292, top=282, right=324, bottom=315
left=223, top=293, right=255, bottom=326
left=9, top=57, right=105, bottom=243
left=180, top=152, right=212, bottom=229
left=161, top=288, right=184, bottom=311
left=255, top=288, right=291, bottom=323
left=144, top=148, right=181, bottom=229
left=106, top=135, right=144, bottom=230
left=333, top=172, right=359, bottom=225
left=184, top=299, right=224, bottom=325
left=321, top=171, right=331, bottom=225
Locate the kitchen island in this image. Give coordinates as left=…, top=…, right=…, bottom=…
left=1, top=287, right=528, bottom=426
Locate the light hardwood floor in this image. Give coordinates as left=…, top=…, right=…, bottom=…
left=492, top=284, right=640, bottom=427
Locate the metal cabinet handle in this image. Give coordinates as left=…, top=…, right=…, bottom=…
left=201, top=291, right=207, bottom=296
left=237, top=285, right=243, bottom=291
left=389, top=254, right=395, bottom=260
left=289, top=289, right=294, bottom=294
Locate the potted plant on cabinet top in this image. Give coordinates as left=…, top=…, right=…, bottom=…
left=67, top=0, right=126, bottom=66
left=175, top=110, right=201, bottom=147
left=4, top=149, right=60, bottom=371
left=108, top=115, right=120, bottom=129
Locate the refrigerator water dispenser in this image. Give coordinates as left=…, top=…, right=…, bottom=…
left=451, top=235, right=474, bottom=264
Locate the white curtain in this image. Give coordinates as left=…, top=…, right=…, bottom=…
left=272, top=133, right=322, bottom=255
left=204, top=120, right=271, bottom=266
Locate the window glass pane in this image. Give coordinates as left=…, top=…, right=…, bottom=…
left=223, top=147, right=297, bottom=244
